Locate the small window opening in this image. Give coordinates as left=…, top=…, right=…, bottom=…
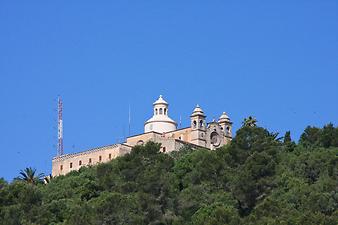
left=89, top=158, right=92, bottom=164
left=199, top=120, right=203, bottom=128
left=163, top=147, right=166, bottom=153
left=193, top=120, right=197, bottom=128
left=109, top=153, right=112, bottom=160
left=164, top=108, right=167, bottom=115
left=137, top=140, right=144, bottom=145
left=99, top=156, right=102, bottom=162
left=60, top=165, right=63, bottom=171
left=159, top=108, right=163, bottom=115
left=70, top=163, right=73, bottom=168
left=79, top=160, right=82, bottom=166
left=155, top=109, right=158, bottom=115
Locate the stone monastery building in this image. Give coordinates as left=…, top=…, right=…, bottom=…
left=52, top=96, right=233, bottom=176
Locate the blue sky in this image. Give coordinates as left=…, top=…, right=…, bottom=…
left=0, top=1, right=337, bottom=181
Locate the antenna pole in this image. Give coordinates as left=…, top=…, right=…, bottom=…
left=128, top=104, right=131, bottom=136
left=57, top=97, right=64, bottom=156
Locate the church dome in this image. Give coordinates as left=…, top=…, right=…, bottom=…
left=144, top=95, right=177, bottom=133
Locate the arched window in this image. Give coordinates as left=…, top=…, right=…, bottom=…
left=199, top=120, right=204, bottom=128
left=137, top=140, right=144, bottom=145
left=164, top=108, right=167, bottom=115
left=159, top=108, right=163, bottom=115
left=155, top=108, right=158, bottom=115
left=193, top=120, right=197, bottom=128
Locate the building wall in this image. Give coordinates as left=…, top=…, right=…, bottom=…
left=126, top=131, right=188, bottom=153
left=126, top=132, right=162, bottom=146
left=165, top=127, right=192, bottom=143
left=52, top=144, right=131, bottom=176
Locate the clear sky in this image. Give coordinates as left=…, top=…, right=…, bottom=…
left=0, top=1, right=337, bottom=181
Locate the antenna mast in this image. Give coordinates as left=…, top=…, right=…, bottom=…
left=57, top=96, right=64, bottom=156
left=128, top=104, right=131, bottom=136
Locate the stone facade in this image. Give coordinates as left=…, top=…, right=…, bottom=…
left=51, top=96, right=232, bottom=176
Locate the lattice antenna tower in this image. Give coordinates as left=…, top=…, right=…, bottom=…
left=57, top=96, right=64, bottom=156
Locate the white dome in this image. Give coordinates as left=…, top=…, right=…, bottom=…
left=145, top=95, right=177, bottom=133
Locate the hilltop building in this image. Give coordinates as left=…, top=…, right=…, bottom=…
left=52, top=95, right=232, bottom=176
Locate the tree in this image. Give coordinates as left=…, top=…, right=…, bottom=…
left=242, top=116, right=257, bottom=127
left=191, top=203, right=240, bottom=225
left=15, top=167, right=44, bottom=185
left=320, top=123, right=336, bottom=148
left=232, top=151, right=277, bottom=215
left=283, top=131, right=296, bottom=152
left=0, top=178, right=6, bottom=190
left=299, top=126, right=321, bottom=147
left=300, top=124, right=338, bottom=148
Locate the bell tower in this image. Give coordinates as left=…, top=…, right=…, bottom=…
left=190, top=105, right=206, bottom=147
left=218, top=112, right=232, bottom=138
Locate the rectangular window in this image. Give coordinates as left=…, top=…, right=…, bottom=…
left=89, top=158, right=92, bottom=164
left=99, top=156, right=102, bottom=162
left=70, top=162, right=73, bottom=168
left=79, top=160, right=82, bottom=166
left=109, top=153, right=112, bottom=160
left=60, top=165, right=63, bottom=170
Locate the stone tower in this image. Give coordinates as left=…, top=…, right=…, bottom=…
left=190, top=105, right=207, bottom=147
left=218, top=112, right=232, bottom=137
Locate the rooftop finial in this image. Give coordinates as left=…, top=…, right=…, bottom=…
left=153, top=95, right=168, bottom=105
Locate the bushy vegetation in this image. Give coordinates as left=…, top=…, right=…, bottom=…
left=0, top=124, right=337, bottom=225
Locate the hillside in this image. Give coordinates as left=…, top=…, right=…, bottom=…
left=0, top=124, right=337, bottom=225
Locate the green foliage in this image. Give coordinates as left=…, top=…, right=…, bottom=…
left=15, top=167, right=44, bottom=185
left=299, top=123, right=338, bottom=148
left=283, top=131, right=296, bottom=152
left=0, top=125, right=337, bottom=224
left=242, top=116, right=257, bottom=127
left=191, top=203, right=240, bottom=225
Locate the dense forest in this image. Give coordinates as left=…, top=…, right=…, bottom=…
left=0, top=122, right=337, bottom=225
